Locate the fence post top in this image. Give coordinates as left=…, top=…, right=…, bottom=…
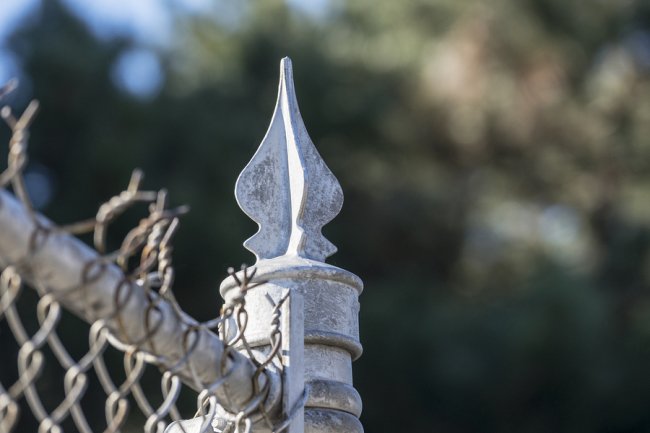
left=234, top=57, right=344, bottom=263
left=223, top=58, right=364, bottom=433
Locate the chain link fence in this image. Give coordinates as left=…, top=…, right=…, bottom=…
left=0, top=82, right=287, bottom=433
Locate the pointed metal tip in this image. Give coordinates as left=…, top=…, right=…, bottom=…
left=280, top=57, right=294, bottom=85
left=236, top=57, right=343, bottom=262
left=280, top=56, right=292, bottom=67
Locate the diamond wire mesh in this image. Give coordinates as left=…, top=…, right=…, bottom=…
left=0, top=84, right=287, bottom=433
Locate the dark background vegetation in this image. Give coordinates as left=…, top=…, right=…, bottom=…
left=2, top=0, right=650, bottom=432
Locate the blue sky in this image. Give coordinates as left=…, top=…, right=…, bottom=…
left=0, top=0, right=330, bottom=97
left=0, top=0, right=217, bottom=49
left=0, top=0, right=329, bottom=45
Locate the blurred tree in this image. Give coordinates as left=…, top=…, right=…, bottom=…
left=2, top=0, right=650, bottom=432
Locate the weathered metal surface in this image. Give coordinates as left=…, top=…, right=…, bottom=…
left=166, top=57, right=363, bottom=433
left=227, top=57, right=363, bottom=433
left=235, top=58, right=343, bottom=263
left=220, top=259, right=363, bottom=433
left=0, top=187, right=279, bottom=417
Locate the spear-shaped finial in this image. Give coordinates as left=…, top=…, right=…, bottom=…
left=235, top=57, right=343, bottom=263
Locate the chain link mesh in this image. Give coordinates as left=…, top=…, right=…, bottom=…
left=0, top=84, right=287, bottom=433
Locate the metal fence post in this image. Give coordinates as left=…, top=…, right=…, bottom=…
left=220, top=58, right=363, bottom=433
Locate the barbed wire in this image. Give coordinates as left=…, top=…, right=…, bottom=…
left=0, top=82, right=291, bottom=433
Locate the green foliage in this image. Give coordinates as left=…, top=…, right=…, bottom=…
left=2, top=0, right=650, bottom=431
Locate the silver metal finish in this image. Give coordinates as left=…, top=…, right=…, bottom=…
left=222, top=57, right=364, bottom=433
left=0, top=57, right=363, bottom=433
left=0, top=189, right=270, bottom=404
left=0, top=92, right=282, bottom=433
